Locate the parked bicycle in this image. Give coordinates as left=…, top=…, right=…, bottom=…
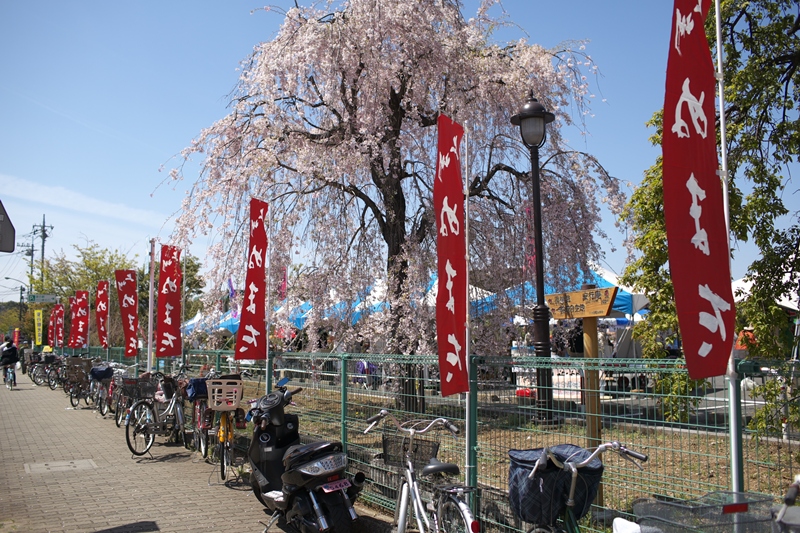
left=111, top=363, right=144, bottom=427
left=364, top=409, right=480, bottom=533
left=89, top=364, right=115, bottom=416
left=208, top=370, right=251, bottom=480
left=47, top=358, right=66, bottom=390
left=125, top=366, right=190, bottom=456
left=509, top=441, right=647, bottom=533
left=185, top=367, right=219, bottom=458
left=67, top=366, right=94, bottom=407
left=29, top=356, right=53, bottom=386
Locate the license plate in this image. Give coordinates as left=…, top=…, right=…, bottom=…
left=321, top=479, right=351, bottom=493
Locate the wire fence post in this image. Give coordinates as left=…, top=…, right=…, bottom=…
left=340, top=353, right=348, bottom=454
left=467, top=354, right=479, bottom=507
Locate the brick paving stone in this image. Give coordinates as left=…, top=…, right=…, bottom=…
left=0, top=373, right=392, bottom=533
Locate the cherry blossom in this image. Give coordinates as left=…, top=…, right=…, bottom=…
left=170, top=0, right=627, bottom=356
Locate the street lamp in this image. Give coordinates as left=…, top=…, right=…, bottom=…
left=5, top=276, right=29, bottom=290
left=5, top=277, right=28, bottom=321
left=511, top=92, right=555, bottom=418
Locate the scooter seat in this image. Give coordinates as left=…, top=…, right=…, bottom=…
left=283, top=441, right=342, bottom=469
left=421, top=457, right=460, bottom=477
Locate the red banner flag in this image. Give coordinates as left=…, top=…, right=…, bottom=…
left=67, top=296, right=77, bottom=348
left=234, top=198, right=269, bottom=360
left=115, top=270, right=139, bottom=357
left=434, top=114, right=468, bottom=396
left=53, top=304, right=64, bottom=348
left=663, top=0, right=735, bottom=379
left=96, top=280, right=110, bottom=349
left=156, top=245, right=183, bottom=357
left=69, top=291, right=90, bottom=348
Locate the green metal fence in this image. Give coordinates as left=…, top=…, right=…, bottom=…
left=55, top=347, right=799, bottom=531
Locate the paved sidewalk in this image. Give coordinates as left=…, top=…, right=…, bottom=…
left=0, top=373, right=392, bottom=533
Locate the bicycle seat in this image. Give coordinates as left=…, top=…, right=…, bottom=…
left=421, top=457, right=460, bottom=477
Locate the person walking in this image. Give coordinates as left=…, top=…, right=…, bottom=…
left=0, top=335, right=19, bottom=386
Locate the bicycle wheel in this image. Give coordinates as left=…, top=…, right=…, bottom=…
left=215, top=442, right=226, bottom=478
left=194, top=400, right=208, bottom=458
left=70, top=389, right=80, bottom=407
left=394, top=479, right=411, bottom=533
left=47, top=368, right=58, bottom=389
left=115, top=397, right=126, bottom=427
left=126, top=401, right=155, bottom=456
left=219, top=413, right=229, bottom=479
left=99, top=393, right=109, bottom=416
left=439, top=496, right=472, bottom=533
left=32, top=366, right=45, bottom=386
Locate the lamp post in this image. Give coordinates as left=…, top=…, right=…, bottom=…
left=511, top=92, right=555, bottom=418
left=5, top=277, right=28, bottom=321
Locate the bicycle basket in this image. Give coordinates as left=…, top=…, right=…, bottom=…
left=186, top=377, right=208, bottom=401
left=208, top=376, right=243, bottom=411
left=66, top=365, right=88, bottom=384
left=382, top=433, right=439, bottom=469
left=135, top=378, right=157, bottom=399
left=633, top=492, right=774, bottom=533
left=508, top=444, right=603, bottom=527
left=121, top=378, right=138, bottom=396
left=161, top=376, right=175, bottom=400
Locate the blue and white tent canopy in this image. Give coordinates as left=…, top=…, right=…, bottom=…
left=470, top=266, right=648, bottom=318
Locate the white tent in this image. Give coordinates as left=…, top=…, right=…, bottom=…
left=731, top=276, right=799, bottom=311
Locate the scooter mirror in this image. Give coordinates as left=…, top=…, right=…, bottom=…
left=276, top=376, right=290, bottom=388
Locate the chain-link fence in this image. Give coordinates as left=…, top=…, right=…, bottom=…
left=67, top=347, right=800, bottom=532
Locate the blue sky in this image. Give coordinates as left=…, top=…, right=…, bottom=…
left=0, top=1, right=757, bottom=302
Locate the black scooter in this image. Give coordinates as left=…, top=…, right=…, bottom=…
left=247, top=377, right=366, bottom=533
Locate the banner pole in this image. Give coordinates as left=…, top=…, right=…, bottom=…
left=463, top=122, right=477, bottom=491
left=147, top=238, right=155, bottom=373
left=266, top=202, right=272, bottom=394
left=714, top=0, right=744, bottom=493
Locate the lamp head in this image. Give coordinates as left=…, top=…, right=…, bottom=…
left=510, top=91, right=555, bottom=147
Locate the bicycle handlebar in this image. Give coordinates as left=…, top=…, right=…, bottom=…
left=528, top=441, right=647, bottom=480
left=363, top=409, right=460, bottom=436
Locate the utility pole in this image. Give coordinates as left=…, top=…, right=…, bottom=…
left=17, top=286, right=25, bottom=321
left=32, top=215, right=53, bottom=285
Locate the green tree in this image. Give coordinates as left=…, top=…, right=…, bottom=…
left=34, top=241, right=137, bottom=348
left=620, top=2, right=800, bottom=421
left=718, top=0, right=800, bottom=359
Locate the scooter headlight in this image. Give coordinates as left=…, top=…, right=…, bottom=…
left=298, top=453, right=347, bottom=476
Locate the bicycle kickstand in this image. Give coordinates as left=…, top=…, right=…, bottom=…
left=259, top=510, right=282, bottom=533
